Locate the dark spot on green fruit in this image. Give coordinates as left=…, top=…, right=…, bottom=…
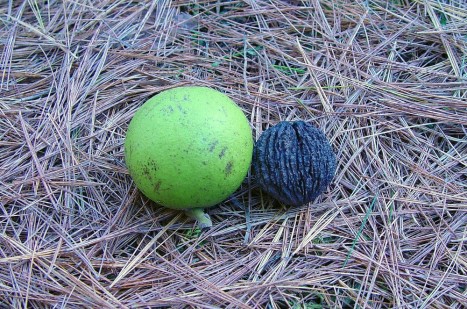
left=225, top=161, right=233, bottom=176
left=161, top=105, right=174, bottom=115
left=219, top=105, right=228, bottom=116
left=149, top=159, right=158, bottom=171
left=177, top=104, right=188, bottom=114
left=219, top=147, right=227, bottom=159
left=154, top=181, right=162, bottom=192
left=208, top=140, right=219, bottom=152
left=142, top=165, right=151, bottom=177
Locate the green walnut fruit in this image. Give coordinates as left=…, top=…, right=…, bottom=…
left=124, top=86, right=253, bottom=228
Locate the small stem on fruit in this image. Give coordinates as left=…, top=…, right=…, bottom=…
left=185, top=208, right=212, bottom=230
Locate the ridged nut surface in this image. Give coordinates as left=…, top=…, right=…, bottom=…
left=253, top=121, right=336, bottom=206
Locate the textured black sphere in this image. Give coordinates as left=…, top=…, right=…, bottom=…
left=253, top=121, right=336, bottom=206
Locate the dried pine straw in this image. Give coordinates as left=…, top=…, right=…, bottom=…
left=1, top=0, right=466, bottom=308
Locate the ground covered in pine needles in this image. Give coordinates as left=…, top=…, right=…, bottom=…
left=1, top=1, right=466, bottom=308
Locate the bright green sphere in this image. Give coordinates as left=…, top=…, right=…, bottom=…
left=124, top=86, right=253, bottom=210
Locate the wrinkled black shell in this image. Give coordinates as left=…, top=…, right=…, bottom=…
left=253, top=121, right=336, bottom=206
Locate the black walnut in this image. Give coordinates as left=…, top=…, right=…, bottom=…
left=253, top=121, right=336, bottom=206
